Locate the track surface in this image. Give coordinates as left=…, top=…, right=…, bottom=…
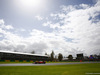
left=0, top=62, right=100, bottom=66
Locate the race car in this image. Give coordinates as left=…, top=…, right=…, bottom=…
left=34, top=61, right=46, bottom=64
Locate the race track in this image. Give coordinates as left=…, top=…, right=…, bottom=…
left=0, top=62, right=100, bottom=66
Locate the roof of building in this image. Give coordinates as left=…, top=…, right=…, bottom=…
left=0, top=50, right=48, bottom=57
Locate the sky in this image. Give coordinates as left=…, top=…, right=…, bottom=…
left=0, top=0, right=100, bottom=57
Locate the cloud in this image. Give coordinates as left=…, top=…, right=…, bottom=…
left=43, top=21, right=52, bottom=26
left=42, top=0, right=100, bottom=55
left=43, top=21, right=60, bottom=29
left=2, top=25, right=14, bottom=30
left=0, top=19, right=14, bottom=30
left=0, top=19, right=4, bottom=24
left=35, top=15, right=43, bottom=20
left=0, top=0, right=100, bottom=56
left=0, top=23, right=50, bottom=54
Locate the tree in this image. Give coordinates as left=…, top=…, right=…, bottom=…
left=68, top=55, right=73, bottom=60
left=58, top=53, right=63, bottom=61
left=45, top=52, right=47, bottom=55
left=31, top=51, right=35, bottom=54
left=50, top=50, right=54, bottom=61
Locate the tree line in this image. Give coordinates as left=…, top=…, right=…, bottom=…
left=31, top=50, right=73, bottom=61
left=45, top=50, right=73, bottom=61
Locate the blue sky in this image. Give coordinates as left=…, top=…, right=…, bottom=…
left=0, top=0, right=100, bottom=57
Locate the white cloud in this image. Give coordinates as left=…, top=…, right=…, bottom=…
left=3, top=25, right=14, bottom=30
left=0, top=0, right=100, bottom=56
left=79, top=4, right=90, bottom=9
left=35, top=15, right=43, bottom=20
left=42, top=0, right=100, bottom=55
left=0, top=19, right=4, bottom=24
left=43, top=21, right=52, bottom=26
left=0, top=19, right=14, bottom=30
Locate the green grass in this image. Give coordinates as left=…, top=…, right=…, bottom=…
left=0, top=63, right=100, bottom=75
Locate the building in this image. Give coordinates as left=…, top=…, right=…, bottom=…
left=0, top=50, right=51, bottom=62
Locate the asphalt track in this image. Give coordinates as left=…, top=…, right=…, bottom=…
left=0, top=62, right=100, bottom=66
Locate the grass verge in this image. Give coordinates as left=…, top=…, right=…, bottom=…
left=0, top=63, right=100, bottom=75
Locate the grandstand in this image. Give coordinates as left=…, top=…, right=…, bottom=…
left=0, top=50, right=51, bottom=62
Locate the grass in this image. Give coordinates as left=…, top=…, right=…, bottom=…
left=0, top=63, right=100, bottom=75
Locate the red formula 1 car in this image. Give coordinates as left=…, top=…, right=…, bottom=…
left=34, top=61, right=46, bottom=64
